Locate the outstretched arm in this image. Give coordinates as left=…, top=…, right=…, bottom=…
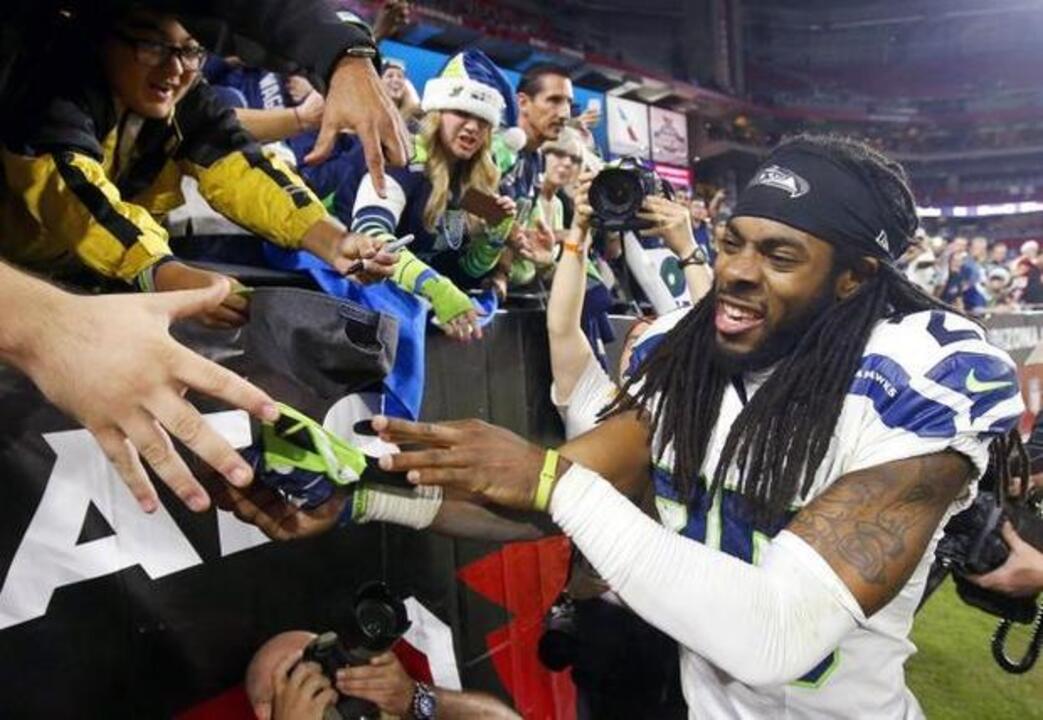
left=0, top=263, right=278, bottom=513
left=547, top=174, right=595, bottom=401
left=374, top=415, right=975, bottom=686
left=212, top=411, right=651, bottom=541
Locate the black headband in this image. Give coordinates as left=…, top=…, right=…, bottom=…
left=732, top=146, right=909, bottom=262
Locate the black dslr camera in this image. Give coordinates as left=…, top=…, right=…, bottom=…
left=301, top=582, right=411, bottom=719
left=589, top=156, right=674, bottom=232
left=931, top=484, right=1043, bottom=673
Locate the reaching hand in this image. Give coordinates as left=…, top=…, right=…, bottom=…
left=440, top=309, right=483, bottom=342
left=285, top=75, right=317, bottom=105
left=576, top=107, right=601, bottom=131
left=518, top=220, right=557, bottom=267
left=272, top=654, right=337, bottom=720
left=300, top=219, right=398, bottom=279
left=424, top=277, right=482, bottom=342
left=637, top=196, right=697, bottom=259
left=14, top=281, right=279, bottom=513
left=153, top=261, right=249, bottom=328
left=304, top=57, right=411, bottom=198
left=335, top=652, right=414, bottom=717
left=372, top=416, right=549, bottom=510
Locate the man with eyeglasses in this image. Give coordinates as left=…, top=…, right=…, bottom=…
left=1, top=5, right=397, bottom=326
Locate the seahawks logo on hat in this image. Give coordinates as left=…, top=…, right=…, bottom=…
left=874, top=229, right=890, bottom=253
left=750, top=164, right=810, bottom=199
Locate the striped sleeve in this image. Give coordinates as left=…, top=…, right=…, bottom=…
left=188, top=146, right=326, bottom=248
left=175, top=81, right=326, bottom=248
left=2, top=149, right=171, bottom=282
left=350, top=172, right=407, bottom=244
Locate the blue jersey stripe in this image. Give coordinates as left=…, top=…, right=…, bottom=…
left=924, top=352, right=1020, bottom=423
left=849, top=354, right=958, bottom=438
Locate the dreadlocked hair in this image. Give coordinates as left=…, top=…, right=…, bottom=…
left=604, top=134, right=969, bottom=523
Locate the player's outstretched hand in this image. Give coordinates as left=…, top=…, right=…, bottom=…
left=12, top=281, right=279, bottom=513
left=371, top=416, right=548, bottom=510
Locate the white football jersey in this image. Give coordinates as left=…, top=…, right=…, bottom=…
left=627, top=307, right=1024, bottom=719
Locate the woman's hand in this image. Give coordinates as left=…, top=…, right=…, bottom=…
left=637, top=196, right=696, bottom=259
left=518, top=219, right=557, bottom=267
left=570, top=171, right=595, bottom=236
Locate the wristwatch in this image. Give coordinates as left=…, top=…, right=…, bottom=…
left=678, top=246, right=708, bottom=267
left=411, top=682, right=437, bottom=719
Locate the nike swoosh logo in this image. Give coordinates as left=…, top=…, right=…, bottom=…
left=965, top=369, right=1014, bottom=393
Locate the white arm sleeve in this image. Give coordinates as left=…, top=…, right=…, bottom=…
left=353, top=483, right=443, bottom=529
left=550, top=464, right=867, bottom=687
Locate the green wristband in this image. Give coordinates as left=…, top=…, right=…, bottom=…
left=533, top=449, right=560, bottom=512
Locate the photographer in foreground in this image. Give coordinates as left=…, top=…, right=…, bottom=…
left=246, top=631, right=519, bottom=720
left=965, top=409, right=1043, bottom=598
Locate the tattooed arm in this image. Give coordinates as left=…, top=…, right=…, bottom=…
left=788, top=450, right=974, bottom=616
left=522, top=451, right=976, bottom=684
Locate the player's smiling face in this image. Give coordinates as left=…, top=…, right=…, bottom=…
left=712, top=216, right=842, bottom=368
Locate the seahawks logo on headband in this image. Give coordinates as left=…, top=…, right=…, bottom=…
left=749, top=164, right=810, bottom=199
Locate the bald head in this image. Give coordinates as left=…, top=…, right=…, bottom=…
left=245, top=631, right=317, bottom=720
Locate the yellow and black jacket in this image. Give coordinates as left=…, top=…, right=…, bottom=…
left=0, top=73, right=326, bottom=284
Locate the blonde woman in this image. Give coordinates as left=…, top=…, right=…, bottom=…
left=333, top=50, right=517, bottom=341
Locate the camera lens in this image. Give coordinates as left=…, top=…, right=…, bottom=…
left=590, top=168, right=644, bottom=223
left=354, top=598, right=398, bottom=641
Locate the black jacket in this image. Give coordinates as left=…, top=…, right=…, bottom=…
left=1, top=0, right=376, bottom=101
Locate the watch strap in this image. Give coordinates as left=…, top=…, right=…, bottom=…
left=411, top=681, right=437, bottom=719
left=678, top=246, right=708, bottom=267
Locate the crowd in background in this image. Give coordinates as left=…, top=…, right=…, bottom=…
left=900, top=231, right=1043, bottom=314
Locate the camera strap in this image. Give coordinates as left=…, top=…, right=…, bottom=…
left=992, top=608, right=1043, bottom=674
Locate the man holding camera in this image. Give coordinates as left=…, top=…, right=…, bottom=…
left=245, top=631, right=519, bottom=720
